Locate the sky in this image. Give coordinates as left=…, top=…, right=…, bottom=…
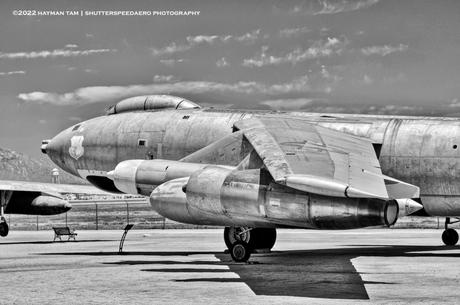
left=1, top=0, right=460, bottom=157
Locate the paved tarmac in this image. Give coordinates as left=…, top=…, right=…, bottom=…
left=1, top=228, right=460, bottom=305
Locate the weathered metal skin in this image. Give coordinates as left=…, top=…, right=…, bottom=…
left=150, top=167, right=397, bottom=229
left=45, top=101, right=460, bottom=218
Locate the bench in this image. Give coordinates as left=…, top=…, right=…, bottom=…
left=52, top=227, right=77, bottom=241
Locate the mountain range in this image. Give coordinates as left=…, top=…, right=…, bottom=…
left=0, top=147, right=86, bottom=184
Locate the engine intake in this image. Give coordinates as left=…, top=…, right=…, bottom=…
left=108, top=159, right=210, bottom=195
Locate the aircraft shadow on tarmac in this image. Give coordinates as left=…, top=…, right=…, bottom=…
left=44, top=245, right=460, bottom=300
left=0, top=239, right=117, bottom=245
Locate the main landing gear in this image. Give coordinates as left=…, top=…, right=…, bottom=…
left=442, top=217, right=459, bottom=246
left=224, top=227, right=277, bottom=262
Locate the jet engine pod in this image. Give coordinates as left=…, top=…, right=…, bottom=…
left=5, top=194, right=71, bottom=215
left=149, top=175, right=234, bottom=226
left=109, top=159, right=209, bottom=195
left=150, top=165, right=403, bottom=229
left=30, top=195, right=72, bottom=215
left=307, top=195, right=399, bottom=229
left=149, top=177, right=197, bottom=224
left=150, top=166, right=273, bottom=227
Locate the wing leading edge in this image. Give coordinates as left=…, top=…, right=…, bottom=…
left=0, top=180, right=112, bottom=197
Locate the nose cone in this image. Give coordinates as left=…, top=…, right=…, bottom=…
left=41, top=139, right=51, bottom=154
left=43, top=126, right=79, bottom=176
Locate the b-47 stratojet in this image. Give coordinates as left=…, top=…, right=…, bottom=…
left=40, top=95, right=460, bottom=261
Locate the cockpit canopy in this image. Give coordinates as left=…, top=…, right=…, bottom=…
left=106, top=95, right=201, bottom=115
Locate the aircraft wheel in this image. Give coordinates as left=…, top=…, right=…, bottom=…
left=224, top=227, right=251, bottom=249
left=230, top=241, right=251, bottom=262
left=442, top=228, right=459, bottom=246
left=0, top=222, right=9, bottom=237
left=224, top=227, right=277, bottom=250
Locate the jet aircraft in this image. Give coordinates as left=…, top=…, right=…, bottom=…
left=0, top=180, right=110, bottom=237
left=41, top=95, right=460, bottom=261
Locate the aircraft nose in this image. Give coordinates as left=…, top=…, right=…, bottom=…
left=43, top=127, right=71, bottom=156
left=41, top=127, right=80, bottom=176
left=41, top=139, right=51, bottom=154
left=41, top=136, right=61, bottom=157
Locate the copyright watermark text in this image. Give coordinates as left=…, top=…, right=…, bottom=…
left=12, top=10, right=201, bottom=17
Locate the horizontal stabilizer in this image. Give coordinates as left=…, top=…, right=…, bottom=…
left=384, top=175, right=420, bottom=199
left=362, top=170, right=420, bottom=199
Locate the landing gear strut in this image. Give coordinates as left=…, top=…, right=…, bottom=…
left=0, top=190, right=12, bottom=237
left=442, top=217, right=459, bottom=246
left=224, top=227, right=277, bottom=262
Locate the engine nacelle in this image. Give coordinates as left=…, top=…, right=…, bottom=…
left=5, top=193, right=71, bottom=215
left=150, top=166, right=400, bottom=229
left=109, top=159, right=210, bottom=195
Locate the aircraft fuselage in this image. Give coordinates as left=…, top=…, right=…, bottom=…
left=45, top=108, right=460, bottom=216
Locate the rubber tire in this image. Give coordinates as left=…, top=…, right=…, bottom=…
left=224, top=227, right=251, bottom=249
left=442, top=228, right=459, bottom=246
left=230, top=241, right=251, bottom=262
left=0, top=222, right=9, bottom=237
left=224, top=227, right=277, bottom=250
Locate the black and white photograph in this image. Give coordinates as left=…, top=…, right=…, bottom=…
left=1, top=0, right=460, bottom=304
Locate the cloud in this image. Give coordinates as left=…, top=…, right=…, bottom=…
left=186, top=35, right=220, bottom=44
left=363, top=74, right=373, bottom=85
left=260, top=98, right=319, bottom=110
left=159, top=59, right=185, bottom=66
left=361, top=44, right=408, bottom=56
left=288, top=0, right=379, bottom=15
left=38, top=119, right=47, bottom=124
left=234, top=29, right=261, bottom=43
left=153, top=74, right=176, bottom=82
left=0, top=70, right=26, bottom=76
left=151, top=29, right=262, bottom=56
left=151, top=42, right=192, bottom=56
left=279, top=26, right=311, bottom=38
left=65, top=44, right=78, bottom=48
left=270, top=102, right=424, bottom=115
left=243, top=37, right=345, bottom=67
left=17, top=74, right=324, bottom=106
left=258, top=98, right=429, bottom=114
left=448, top=98, right=460, bottom=108
left=0, top=48, right=117, bottom=60
left=216, top=57, right=229, bottom=67
left=84, top=68, right=98, bottom=73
